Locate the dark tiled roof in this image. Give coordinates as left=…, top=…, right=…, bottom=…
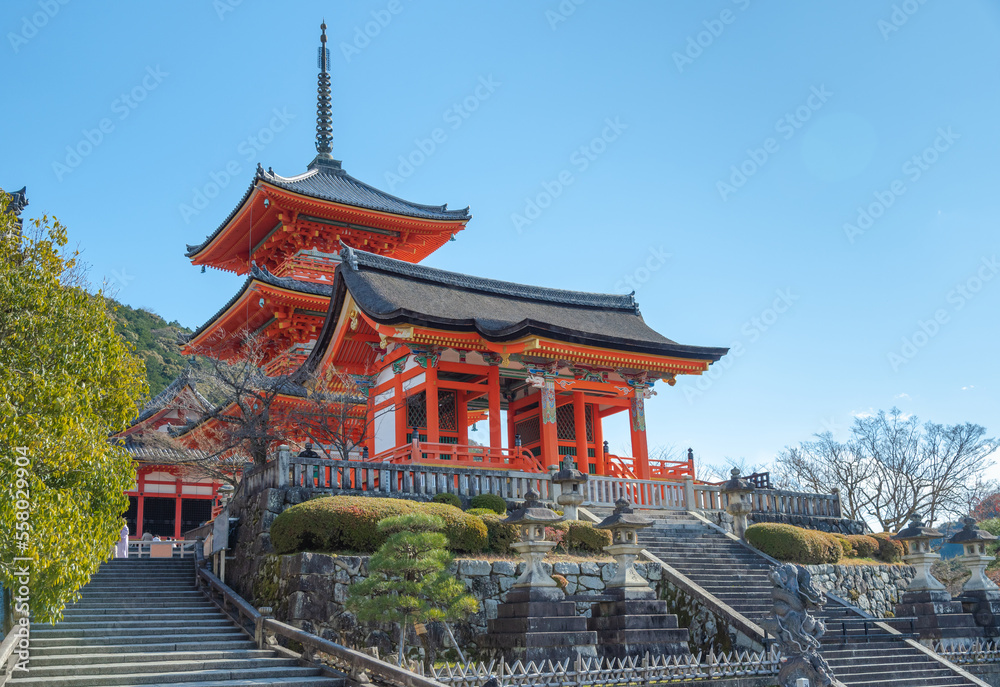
left=185, top=158, right=470, bottom=258
left=125, top=444, right=251, bottom=466
left=134, top=368, right=211, bottom=425
left=329, top=247, right=728, bottom=362
left=185, top=265, right=333, bottom=344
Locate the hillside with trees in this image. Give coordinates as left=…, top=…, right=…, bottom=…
left=108, top=300, right=197, bottom=397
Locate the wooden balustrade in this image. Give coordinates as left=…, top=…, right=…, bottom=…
left=372, top=441, right=543, bottom=472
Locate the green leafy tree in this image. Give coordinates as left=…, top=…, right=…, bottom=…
left=0, top=195, right=148, bottom=628
left=346, top=513, right=478, bottom=666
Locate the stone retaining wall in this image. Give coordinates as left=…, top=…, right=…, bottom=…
left=254, top=552, right=663, bottom=662
left=803, top=563, right=914, bottom=617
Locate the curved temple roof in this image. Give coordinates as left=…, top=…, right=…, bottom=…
left=185, top=158, right=471, bottom=259
left=307, top=247, right=728, bottom=369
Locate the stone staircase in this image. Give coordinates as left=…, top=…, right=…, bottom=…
left=11, top=558, right=344, bottom=687
left=637, top=512, right=982, bottom=687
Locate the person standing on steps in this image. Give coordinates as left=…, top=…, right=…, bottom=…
left=115, top=522, right=129, bottom=558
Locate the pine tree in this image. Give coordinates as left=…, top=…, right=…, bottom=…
left=346, top=513, right=478, bottom=665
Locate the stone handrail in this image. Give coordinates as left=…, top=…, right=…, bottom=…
left=239, top=447, right=840, bottom=517
left=244, top=450, right=554, bottom=502
left=0, top=623, right=23, bottom=686
left=193, top=548, right=446, bottom=687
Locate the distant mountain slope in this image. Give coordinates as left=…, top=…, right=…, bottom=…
left=108, top=300, right=195, bottom=397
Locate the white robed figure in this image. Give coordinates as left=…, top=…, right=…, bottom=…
left=115, top=523, right=129, bottom=558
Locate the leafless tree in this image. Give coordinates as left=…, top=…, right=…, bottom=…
left=775, top=408, right=998, bottom=531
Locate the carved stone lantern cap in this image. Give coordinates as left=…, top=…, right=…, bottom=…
left=595, top=498, right=652, bottom=531
left=217, top=483, right=235, bottom=494
left=721, top=467, right=752, bottom=494
left=503, top=488, right=563, bottom=526
left=552, top=456, right=587, bottom=483
left=948, top=516, right=997, bottom=545
left=893, top=515, right=943, bottom=542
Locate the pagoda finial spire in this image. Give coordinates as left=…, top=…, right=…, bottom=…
left=315, top=21, right=333, bottom=158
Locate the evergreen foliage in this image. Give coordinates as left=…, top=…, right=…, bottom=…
left=346, top=513, right=478, bottom=665
left=469, top=493, right=506, bottom=514
left=0, top=196, right=148, bottom=624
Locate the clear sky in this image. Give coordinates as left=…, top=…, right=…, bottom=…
left=4, top=1, right=999, bottom=474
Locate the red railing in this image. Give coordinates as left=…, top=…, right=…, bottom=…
left=605, top=453, right=696, bottom=481
left=371, top=440, right=545, bottom=473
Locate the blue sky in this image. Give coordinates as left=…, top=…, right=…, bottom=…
left=4, top=1, right=1000, bottom=473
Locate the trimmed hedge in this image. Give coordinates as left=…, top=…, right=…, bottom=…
left=830, top=533, right=852, bottom=557
left=479, top=513, right=519, bottom=554
left=745, top=523, right=841, bottom=564
left=470, top=493, right=507, bottom=515
left=466, top=508, right=497, bottom=517
left=432, top=493, right=463, bottom=509
left=846, top=534, right=880, bottom=559
left=566, top=522, right=612, bottom=553
left=871, top=532, right=905, bottom=563
left=270, top=496, right=486, bottom=554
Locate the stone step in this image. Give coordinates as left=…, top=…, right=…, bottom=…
left=52, top=612, right=225, bottom=623
left=62, top=605, right=220, bottom=617
left=29, top=649, right=278, bottom=668
left=31, top=617, right=231, bottom=631
left=23, top=656, right=303, bottom=679
left=30, top=640, right=259, bottom=657
left=7, top=665, right=332, bottom=686
left=31, top=622, right=237, bottom=639
left=66, top=599, right=217, bottom=610
left=30, top=631, right=250, bottom=648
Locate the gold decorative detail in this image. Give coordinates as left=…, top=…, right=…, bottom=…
left=348, top=308, right=358, bottom=331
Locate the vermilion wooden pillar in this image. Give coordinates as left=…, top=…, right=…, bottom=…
left=426, top=365, right=439, bottom=444
left=173, top=494, right=183, bottom=539
left=540, top=376, right=558, bottom=469
left=458, top=391, right=469, bottom=445
left=394, top=363, right=406, bottom=447
left=629, top=389, right=650, bottom=479
left=573, top=392, right=588, bottom=472
left=592, top=402, right=605, bottom=475
left=488, top=364, right=502, bottom=450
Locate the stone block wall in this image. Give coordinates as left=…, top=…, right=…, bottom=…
left=253, top=551, right=663, bottom=662
left=803, top=563, right=914, bottom=617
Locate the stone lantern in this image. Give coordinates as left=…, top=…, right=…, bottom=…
left=721, top=468, right=754, bottom=539
left=894, top=515, right=946, bottom=593
left=893, top=515, right=983, bottom=641
left=595, top=498, right=653, bottom=592
left=951, top=517, right=999, bottom=595
left=552, top=456, right=588, bottom=521
left=503, top=488, right=564, bottom=592
left=486, top=489, right=598, bottom=662
left=589, top=498, right=690, bottom=658
left=217, top=483, right=234, bottom=508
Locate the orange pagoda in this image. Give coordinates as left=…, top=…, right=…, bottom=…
left=170, top=22, right=727, bottom=495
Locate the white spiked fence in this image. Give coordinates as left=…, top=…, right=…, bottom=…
left=429, top=650, right=780, bottom=687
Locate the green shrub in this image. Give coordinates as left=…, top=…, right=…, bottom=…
left=418, top=502, right=487, bottom=553
left=479, top=513, right=519, bottom=554
left=432, top=493, right=463, bottom=509
left=566, top=522, right=611, bottom=553
left=871, top=532, right=905, bottom=563
left=846, top=534, right=880, bottom=559
left=470, top=493, right=507, bottom=515
left=830, top=533, right=852, bottom=557
left=270, top=496, right=486, bottom=554
left=466, top=508, right=497, bottom=517
left=745, top=523, right=841, bottom=565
